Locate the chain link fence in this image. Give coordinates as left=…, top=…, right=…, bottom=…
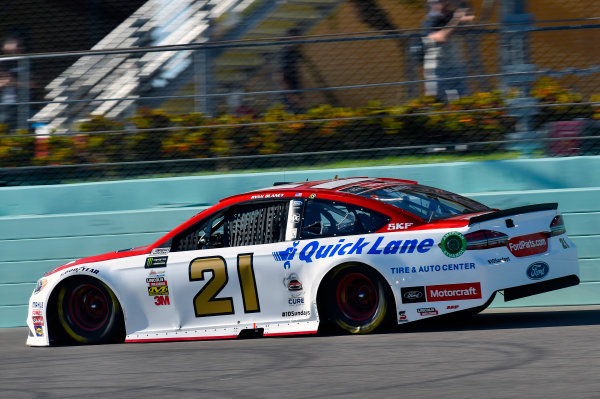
left=0, top=1, right=599, bottom=185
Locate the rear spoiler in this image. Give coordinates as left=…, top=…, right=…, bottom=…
left=468, top=203, right=558, bottom=226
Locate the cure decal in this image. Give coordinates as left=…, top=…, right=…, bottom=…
left=440, top=232, right=467, bottom=258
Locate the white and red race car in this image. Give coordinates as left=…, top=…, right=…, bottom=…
left=27, top=177, right=579, bottom=346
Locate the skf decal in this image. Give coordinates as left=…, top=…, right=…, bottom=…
left=387, top=223, right=414, bottom=231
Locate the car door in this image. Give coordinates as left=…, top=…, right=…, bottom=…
left=165, top=199, right=292, bottom=332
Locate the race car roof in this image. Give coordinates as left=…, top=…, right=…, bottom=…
left=222, top=177, right=418, bottom=202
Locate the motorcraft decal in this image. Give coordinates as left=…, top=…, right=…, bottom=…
left=426, top=282, right=482, bottom=302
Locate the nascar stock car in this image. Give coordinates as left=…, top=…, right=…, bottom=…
left=27, top=177, right=579, bottom=346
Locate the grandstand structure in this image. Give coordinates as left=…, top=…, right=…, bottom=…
left=31, top=0, right=343, bottom=133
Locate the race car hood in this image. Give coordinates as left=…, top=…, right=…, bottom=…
left=45, top=245, right=150, bottom=276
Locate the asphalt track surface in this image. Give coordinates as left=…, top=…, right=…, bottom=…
left=2, top=306, right=600, bottom=399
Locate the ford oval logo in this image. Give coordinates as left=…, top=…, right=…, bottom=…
left=526, top=261, right=549, bottom=280
left=403, top=290, right=423, bottom=300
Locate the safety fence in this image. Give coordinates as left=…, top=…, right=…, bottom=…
left=1, top=17, right=599, bottom=185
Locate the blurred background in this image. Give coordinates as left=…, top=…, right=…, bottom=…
left=0, top=0, right=599, bottom=185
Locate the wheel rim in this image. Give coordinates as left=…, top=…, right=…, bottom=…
left=336, top=273, right=378, bottom=322
left=68, top=284, right=110, bottom=332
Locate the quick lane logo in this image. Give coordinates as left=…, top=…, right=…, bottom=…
left=145, top=256, right=168, bottom=268
left=426, top=282, right=482, bottom=302
left=275, top=236, right=435, bottom=265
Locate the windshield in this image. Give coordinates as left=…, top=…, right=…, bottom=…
left=340, top=184, right=490, bottom=222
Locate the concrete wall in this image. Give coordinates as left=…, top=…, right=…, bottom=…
left=2, top=156, right=599, bottom=327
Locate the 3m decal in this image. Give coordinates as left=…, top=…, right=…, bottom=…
left=189, top=254, right=260, bottom=317
left=401, top=286, right=426, bottom=304
left=145, top=256, right=168, bottom=268
left=148, top=286, right=169, bottom=296
left=507, top=233, right=548, bottom=257
left=440, top=232, right=467, bottom=258
left=447, top=305, right=459, bottom=310
left=426, top=282, right=482, bottom=302
left=390, top=263, right=475, bottom=274
left=154, top=295, right=170, bottom=306
left=526, top=262, right=549, bottom=280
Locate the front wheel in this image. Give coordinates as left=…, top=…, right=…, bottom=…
left=322, top=265, right=392, bottom=334
left=56, top=277, right=123, bottom=344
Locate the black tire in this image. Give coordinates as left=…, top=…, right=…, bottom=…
left=56, top=277, right=123, bottom=344
left=321, top=264, right=392, bottom=334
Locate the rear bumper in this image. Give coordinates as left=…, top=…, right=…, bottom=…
left=503, top=274, right=580, bottom=302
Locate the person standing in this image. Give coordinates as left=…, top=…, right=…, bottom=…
left=421, top=0, right=475, bottom=102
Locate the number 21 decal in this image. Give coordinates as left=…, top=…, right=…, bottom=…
left=189, top=253, right=260, bottom=317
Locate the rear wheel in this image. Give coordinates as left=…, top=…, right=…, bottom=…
left=56, top=277, right=123, bottom=344
left=322, top=264, right=392, bottom=334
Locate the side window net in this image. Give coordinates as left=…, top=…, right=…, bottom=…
left=227, top=202, right=288, bottom=247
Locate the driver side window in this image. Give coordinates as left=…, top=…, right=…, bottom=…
left=301, top=200, right=389, bottom=238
